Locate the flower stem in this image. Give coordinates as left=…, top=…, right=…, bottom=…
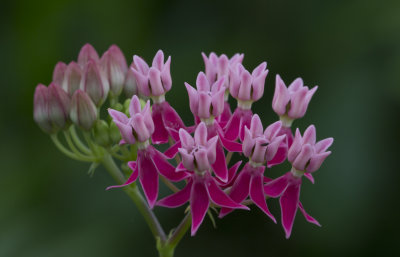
left=168, top=212, right=192, bottom=248
left=69, top=126, right=91, bottom=154
left=101, top=153, right=167, bottom=242
left=50, top=134, right=95, bottom=162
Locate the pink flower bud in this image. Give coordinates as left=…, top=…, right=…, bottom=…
left=101, top=45, right=128, bottom=96
left=62, top=62, right=82, bottom=96
left=229, top=63, right=268, bottom=105
left=124, top=65, right=138, bottom=98
left=178, top=123, right=218, bottom=172
left=70, top=90, right=97, bottom=130
left=33, top=84, right=55, bottom=133
left=131, top=50, right=172, bottom=98
left=272, top=75, right=318, bottom=122
left=242, top=115, right=286, bottom=164
left=52, top=62, right=67, bottom=87
left=288, top=125, right=333, bottom=172
left=185, top=72, right=226, bottom=120
left=78, top=43, right=100, bottom=67
left=81, top=59, right=109, bottom=106
left=48, top=83, right=70, bottom=129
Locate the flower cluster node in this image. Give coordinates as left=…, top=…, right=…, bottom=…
left=34, top=45, right=333, bottom=239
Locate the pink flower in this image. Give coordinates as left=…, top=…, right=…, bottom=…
left=264, top=125, right=333, bottom=238
left=224, top=63, right=269, bottom=141
left=219, top=115, right=285, bottom=220
left=272, top=75, right=318, bottom=126
left=131, top=50, right=186, bottom=144
left=157, top=123, right=248, bottom=235
left=108, top=95, right=188, bottom=207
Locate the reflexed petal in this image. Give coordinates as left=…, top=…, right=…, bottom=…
left=161, top=102, right=186, bottom=135
left=138, top=152, right=159, bottom=208
left=250, top=173, right=276, bottom=223
left=280, top=182, right=301, bottom=239
left=298, top=202, right=321, bottom=226
left=206, top=176, right=248, bottom=209
left=106, top=161, right=138, bottom=190
left=224, top=108, right=241, bottom=141
left=164, top=140, right=181, bottom=158
left=190, top=179, right=210, bottom=236
left=304, top=172, right=315, bottom=184
left=219, top=132, right=242, bottom=152
left=151, top=104, right=169, bottom=144
left=152, top=148, right=189, bottom=181
left=264, top=173, right=290, bottom=197
left=157, top=180, right=192, bottom=208
left=211, top=144, right=228, bottom=182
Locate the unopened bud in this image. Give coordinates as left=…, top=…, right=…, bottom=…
left=33, top=84, right=55, bottom=133
left=52, top=62, right=67, bottom=87
left=124, top=67, right=138, bottom=98
left=48, top=83, right=70, bottom=129
left=93, top=120, right=110, bottom=146
left=70, top=90, right=97, bottom=130
left=101, top=45, right=128, bottom=97
left=81, top=59, right=109, bottom=106
left=62, top=62, right=82, bottom=95
left=78, top=43, right=100, bottom=67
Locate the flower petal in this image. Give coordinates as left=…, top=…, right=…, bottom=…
left=298, top=201, right=321, bottom=227
left=106, top=161, right=138, bottom=190
left=207, top=176, right=248, bottom=209
left=224, top=108, right=241, bottom=141
left=280, top=182, right=301, bottom=239
left=157, top=180, right=192, bottom=208
left=152, top=148, right=188, bottom=181
left=264, top=173, right=290, bottom=197
left=138, top=151, right=159, bottom=208
left=190, top=179, right=210, bottom=236
left=304, top=172, right=315, bottom=184
left=151, top=103, right=169, bottom=144
left=164, top=140, right=181, bottom=158
left=211, top=143, right=228, bottom=182
left=250, top=172, right=276, bottom=223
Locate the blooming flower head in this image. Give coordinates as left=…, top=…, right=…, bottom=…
left=272, top=75, right=318, bottom=126
left=131, top=50, right=172, bottom=101
left=108, top=95, right=154, bottom=145
left=185, top=72, right=226, bottom=123
left=243, top=114, right=286, bottom=165
left=264, top=125, right=333, bottom=238
left=229, top=62, right=268, bottom=109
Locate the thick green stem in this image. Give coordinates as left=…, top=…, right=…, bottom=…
left=101, top=153, right=167, bottom=242
left=168, top=213, right=192, bottom=248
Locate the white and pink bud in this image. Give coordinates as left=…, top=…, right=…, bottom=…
left=52, top=62, right=67, bottom=87
left=272, top=75, right=318, bottom=125
left=62, top=62, right=82, bottom=96
left=48, top=83, right=70, bottom=129
left=123, top=64, right=138, bottom=98
left=34, top=84, right=54, bottom=133
left=242, top=114, right=286, bottom=164
left=131, top=50, right=172, bottom=101
left=288, top=125, right=333, bottom=173
left=80, top=59, right=109, bottom=106
left=229, top=63, right=268, bottom=109
left=101, top=45, right=128, bottom=97
left=185, top=72, right=226, bottom=122
left=178, top=122, right=218, bottom=172
left=70, top=90, right=98, bottom=130
left=77, top=43, right=100, bottom=67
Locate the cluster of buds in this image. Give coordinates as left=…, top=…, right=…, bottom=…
left=34, top=45, right=333, bottom=239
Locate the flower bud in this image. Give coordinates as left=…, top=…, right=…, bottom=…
left=124, top=67, right=138, bottom=98
left=52, top=62, right=67, bottom=87
left=81, top=59, right=109, bottom=106
left=34, top=84, right=55, bottom=133
left=48, top=83, right=70, bottom=129
left=78, top=43, right=100, bottom=67
left=62, top=62, right=82, bottom=96
left=101, top=45, right=128, bottom=97
left=93, top=120, right=110, bottom=146
left=70, top=90, right=97, bottom=130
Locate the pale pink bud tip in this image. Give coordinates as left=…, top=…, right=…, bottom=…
left=48, top=83, right=70, bottom=129
left=70, top=90, right=97, bottom=130
left=81, top=59, right=109, bottom=107
left=34, top=84, right=54, bottom=133
left=78, top=43, right=100, bottom=67
left=101, top=45, right=128, bottom=96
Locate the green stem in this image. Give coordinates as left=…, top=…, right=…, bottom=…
left=168, top=212, right=192, bottom=248
left=69, top=126, right=91, bottom=154
left=101, top=153, right=167, bottom=242
left=63, top=131, right=94, bottom=159
left=50, top=134, right=94, bottom=162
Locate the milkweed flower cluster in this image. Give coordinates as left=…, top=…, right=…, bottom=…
left=34, top=44, right=333, bottom=242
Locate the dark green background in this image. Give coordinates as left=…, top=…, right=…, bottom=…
left=1, top=0, right=399, bottom=256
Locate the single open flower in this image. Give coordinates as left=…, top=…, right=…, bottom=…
left=264, top=125, right=333, bottom=238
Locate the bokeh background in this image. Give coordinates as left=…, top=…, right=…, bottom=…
left=1, top=0, right=399, bottom=256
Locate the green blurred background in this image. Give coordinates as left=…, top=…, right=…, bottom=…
left=1, top=0, right=399, bottom=256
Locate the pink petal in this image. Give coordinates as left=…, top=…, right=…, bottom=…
left=161, top=102, right=186, bottom=135
left=280, top=182, right=301, bottom=239
left=315, top=137, right=334, bottom=153
left=298, top=202, right=321, bottom=226
left=207, top=176, right=248, bottom=209
left=264, top=173, right=290, bottom=197
left=250, top=173, right=276, bottom=223
left=164, top=140, right=181, bottom=158
left=224, top=108, right=241, bottom=141
left=138, top=151, right=159, bottom=208
left=157, top=180, right=192, bottom=208
left=219, top=132, right=242, bottom=152
left=152, top=50, right=164, bottom=70
left=151, top=103, right=169, bottom=144
left=190, top=179, right=210, bottom=236
left=211, top=143, right=228, bottom=182
left=267, top=144, right=287, bottom=168
left=106, top=161, right=138, bottom=190
left=304, top=172, right=315, bottom=184
left=152, top=148, right=188, bottom=181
